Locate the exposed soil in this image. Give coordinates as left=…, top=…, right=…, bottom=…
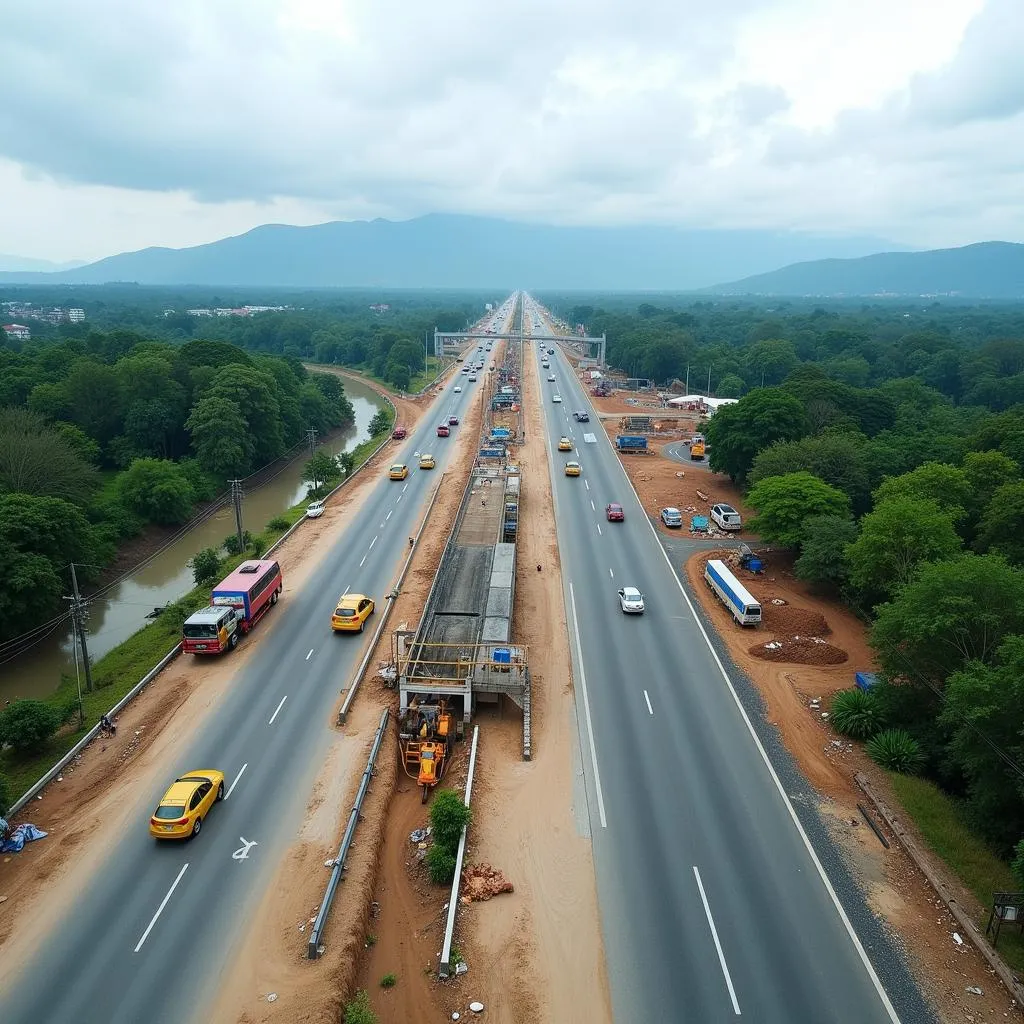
left=750, top=635, right=849, bottom=665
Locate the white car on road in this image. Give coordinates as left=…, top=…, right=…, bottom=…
left=618, top=587, right=645, bottom=614
left=454, top=385, right=462, bottom=393
left=552, top=394, right=562, bottom=403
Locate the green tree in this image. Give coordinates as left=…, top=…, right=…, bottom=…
left=302, top=450, right=341, bottom=492
left=715, top=373, right=745, bottom=398
left=975, top=481, right=1024, bottom=565
left=0, top=699, right=63, bottom=753
left=0, top=542, right=64, bottom=640
left=207, top=364, right=284, bottom=464
left=794, top=514, right=858, bottom=591
left=186, top=396, right=254, bottom=478
left=116, top=459, right=195, bottom=525
left=846, top=497, right=962, bottom=601
left=745, top=472, right=849, bottom=549
left=190, top=547, right=222, bottom=587
left=704, top=388, right=809, bottom=483
left=0, top=407, right=98, bottom=503
left=870, top=553, right=1024, bottom=687
left=961, top=450, right=1019, bottom=517
left=369, top=409, right=392, bottom=436
left=64, top=358, right=123, bottom=447
left=873, top=462, right=971, bottom=523
left=942, top=637, right=1024, bottom=851
left=745, top=338, right=799, bottom=386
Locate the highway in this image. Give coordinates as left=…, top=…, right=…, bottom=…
left=526, top=298, right=931, bottom=1023
left=2, top=312, right=509, bottom=1024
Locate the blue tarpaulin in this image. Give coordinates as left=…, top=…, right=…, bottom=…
left=691, top=515, right=710, bottom=532
left=0, top=822, right=48, bottom=853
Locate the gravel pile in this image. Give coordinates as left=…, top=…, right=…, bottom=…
left=749, top=636, right=848, bottom=665
left=461, top=863, right=514, bottom=902
left=759, top=604, right=831, bottom=636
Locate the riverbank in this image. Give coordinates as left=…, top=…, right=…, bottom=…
left=0, top=424, right=395, bottom=803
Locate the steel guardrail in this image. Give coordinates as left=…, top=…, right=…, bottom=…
left=308, top=707, right=390, bottom=959
left=438, top=723, right=481, bottom=977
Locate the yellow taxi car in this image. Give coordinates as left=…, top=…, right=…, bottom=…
left=332, top=593, right=375, bottom=632
left=564, top=461, right=582, bottom=476
left=558, top=437, right=573, bottom=451
left=149, top=770, right=225, bottom=840
left=419, top=454, right=436, bottom=470
left=389, top=463, right=409, bottom=480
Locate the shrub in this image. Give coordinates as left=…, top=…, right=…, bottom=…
left=247, top=533, right=268, bottom=558
left=342, top=990, right=377, bottom=1024
left=190, top=547, right=222, bottom=587
left=0, top=700, right=63, bottom=753
left=426, top=844, right=457, bottom=884
left=829, top=688, right=886, bottom=740
left=222, top=530, right=253, bottom=556
left=267, top=515, right=290, bottom=531
left=429, top=788, right=471, bottom=853
left=866, top=729, right=925, bottom=774
left=0, top=772, right=10, bottom=816
left=1012, top=838, right=1024, bottom=890
left=379, top=973, right=396, bottom=989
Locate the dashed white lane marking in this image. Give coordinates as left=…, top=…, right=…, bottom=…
left=369, top=536, right=378, bottom=550
left=644, top=690, right=654, bottom=715
left=597, top=524, right=602, bottom=535
left=226, top=763, right=247, bottom=799
left=386, top=510, right=393, bottom=521
left=268, top=695, right=288, bottom=725
left=591, top=500, right=596, bottom=511
left=609, top=567, right=614, bottom=578
left=134, top=864, right=189, bottom=953
left=306, top=648, right=314, bottom=660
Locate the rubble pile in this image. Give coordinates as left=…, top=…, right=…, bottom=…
left=750, top=636, right=848, bottom=666
left=461, top=864, right=514, bottom=902
left=759, top=605, right=831, bottom=637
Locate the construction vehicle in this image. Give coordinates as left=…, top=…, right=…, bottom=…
left=399, top=700, right=454, bottom=803
left=690, top=435, right=706, bottom=460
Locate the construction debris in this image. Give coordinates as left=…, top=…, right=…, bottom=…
left=461, top=863, right=514, bottom=901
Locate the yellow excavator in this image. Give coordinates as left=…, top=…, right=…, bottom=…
left=690, top=435, right=706, bottom=460
left=399, top=700, right=453, bottom=803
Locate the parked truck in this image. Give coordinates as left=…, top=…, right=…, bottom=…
left=615, top=435, right=648, bottom=452
left=690, top=435, right=706, bottom=460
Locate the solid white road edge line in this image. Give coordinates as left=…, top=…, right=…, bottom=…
left=693, top=865, right=742, bottom=1015
left=268, top=695, right=288, bottom=725
left=644, top=690, right=654, bottom=715
left=625, top=457, right=902, bottom=1023
left=569, top=582, right=607, bottom=829
left=134, top=864, right=189, bottom=953
left=226, top=763, right=248, bottom=799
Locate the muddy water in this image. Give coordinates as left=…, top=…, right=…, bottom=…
left=2, top=378, right=383, bottom=702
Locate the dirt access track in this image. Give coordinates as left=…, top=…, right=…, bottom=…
left=0, top=367, right=459, bottom=1006
left=613, top=412, right=1019, bottom=1023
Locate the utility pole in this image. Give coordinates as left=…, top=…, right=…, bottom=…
left=707, top=364, right=713, bottom=396
left=685, top=364, right=690, bottom=393
left=65, top=563, right=94, bottom=694
left=306, top=426, right=319, bottom=492
left=230, top=479, right=244, bottom=553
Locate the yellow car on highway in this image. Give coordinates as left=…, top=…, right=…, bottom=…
left=149, top=770, right=225, bottom=840
left=389, top=463, right=409, bottom=480
left=419, top=454, right=436, bottom=470
left=332, top=593, right=375, bottom=632
left=564, top=461, right=582, bottom=476
left=558, top=437, right=572, bottom=451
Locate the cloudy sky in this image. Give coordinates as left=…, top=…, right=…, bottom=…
left=0, top=0, right=1016, bottom=262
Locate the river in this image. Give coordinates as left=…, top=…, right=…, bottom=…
left=1, top=376, right=384, bottom=702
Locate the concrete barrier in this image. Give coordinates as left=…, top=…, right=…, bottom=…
left=439, top=724, right=480, bottom=977
left=308, top=708, right=390, bottom=959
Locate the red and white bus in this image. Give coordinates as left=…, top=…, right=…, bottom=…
left=209, top=559, right=283, bottom=633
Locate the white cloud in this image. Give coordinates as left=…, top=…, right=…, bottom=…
left=0, top=0, right=1013, bottom=261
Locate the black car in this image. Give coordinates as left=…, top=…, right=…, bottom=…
left=573, top=410, right=590, bottom=422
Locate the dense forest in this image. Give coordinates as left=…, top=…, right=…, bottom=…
left=0, top=327, right=354, bottom=646
left=544, top=297, right=1024, bottom=866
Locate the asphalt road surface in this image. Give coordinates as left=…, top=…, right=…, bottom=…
left=525, top=300, right=929, bottom=1024
left=3, top=357, right=488, bottom=1024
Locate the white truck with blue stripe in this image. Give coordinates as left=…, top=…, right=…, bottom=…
left=703, top=559, right=761, bottom=626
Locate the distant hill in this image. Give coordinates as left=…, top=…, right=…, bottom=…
left=0, top=254, right=86, bottom=273
left=707, top=241, right=1024, bottom=298
left=0, top=214, right=901, bottom=290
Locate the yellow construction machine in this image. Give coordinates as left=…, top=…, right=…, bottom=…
left=399, top=700, right=453, bottom=803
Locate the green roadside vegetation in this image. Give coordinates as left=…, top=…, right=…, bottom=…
left=889, top=773, right=1024, bottom=972
left=0, top=418, right=395, bottom=805
left=307, top=354, right=449, bottom=397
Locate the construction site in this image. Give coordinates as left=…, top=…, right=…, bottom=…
left=391, top=324, right=532, bottom=803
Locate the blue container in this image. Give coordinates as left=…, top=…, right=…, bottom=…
left=492, top=647, right=511, bottom=665
left=855, top=672, right=879, bottom=691
left=747, top=557, right=763, bottom=573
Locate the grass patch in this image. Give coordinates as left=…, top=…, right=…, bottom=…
left=890, top=772, right=1024, bottom=971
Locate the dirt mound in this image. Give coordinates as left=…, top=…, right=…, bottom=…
left=749, top=636, right=848, bottom=666
left=760, top=604, right=831, bottom=637
left=461, top=863, right=514, bottom=902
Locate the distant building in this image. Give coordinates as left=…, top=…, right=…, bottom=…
left=369, top=303, right=390, bottom=314
left=3, top=323, right=31, bottom=340
left=187, top=308, right=213, bottom=317
left=67, top=308, right=85, bottom=322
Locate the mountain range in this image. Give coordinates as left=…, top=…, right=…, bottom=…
left=0, top=214, right=899, bottom=292
left=0, top=216, right=1021, bottom=297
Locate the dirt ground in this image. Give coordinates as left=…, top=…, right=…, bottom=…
left=676, top=546, right=1022, bottom=1023
left=0, top=430, right=395, bottom=990
left=215, top=354, right=493, bottom=1024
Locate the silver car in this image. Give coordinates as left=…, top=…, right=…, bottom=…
left=618, top=587, right=645, bottom=614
